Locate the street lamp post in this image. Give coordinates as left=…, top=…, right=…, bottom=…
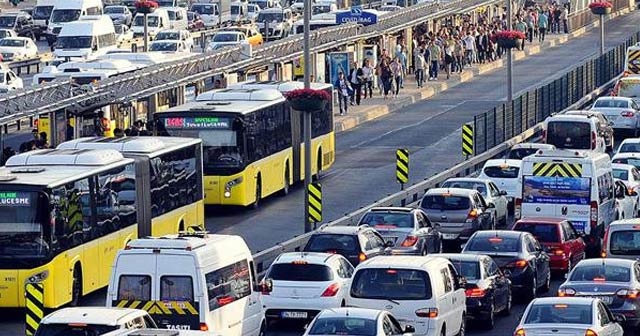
left=599, top=14, right=605, bottom=55
left=506, top=0, right=513, bottom=102
left=303, top=0, right=313, bottom=233
left=143, top=13, right=149, bottom=52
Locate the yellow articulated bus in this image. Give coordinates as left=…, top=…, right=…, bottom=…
left=0, top=137, right=204, bottom=309
left=154, top=83, right=335, bottom=207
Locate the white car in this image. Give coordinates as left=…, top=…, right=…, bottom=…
left=617, top=137, right=640, bottom=154
left=612, top=152, right=640, bottom=170
left=0, top=37, right=38, bottom=62
left=614, top=179, right=637, bottom=220
left=612, top=163, right=640, bottom=207
left=0, top=65, right=23, bottom=92
left=155, top=29, right=194, bottom=51
left=0, top=29, right=17, bottom=40
left=36, top=307, right=157, bottom=334
left=506, top=143, right=556, bottom=160
left=206, top=31, right=246, bottom=51
left=303, top=308, right=414, bottom=336
left=477, top=159, right=522, bottom=205
left=590, top=96, right=640, bottom=137
left=247, top=4, right=261, bottom=21
left=262, top=252, right=354, bottom=324
left=440, top=177, right=509, bottom=227
left=148, top=40, right=188, bottom=53
left=514, top=297, right=624, bottom=336
left=114, top=24, right=134, bottom=45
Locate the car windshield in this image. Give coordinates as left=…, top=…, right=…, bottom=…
left=167, top=11, right=177, bottom=20
left=421, top=195, right=470, bottom=211
left=0, top=39, right=25, bottom=47
left=187, top=12, right=196, bottom=20
left=257, top=12, right=283, bottom=22
left=613, top=169, right=629, bottom=180
left=150, top=42, right=177, bottom=51
left=33, top=5, right=54, bottom=19
left=360, top=212, right=413, bottom=228
left=156, top=31, right=180, bottom=40
left=465, top=236, right=521, bottom=253
left=483, top=165, right=519, bottom=178
left=50, top=9, right=81, bottom=23
left=569, top=264, right=631, bottom=282
left=268, top=263, right=334, bottom=281
left=105, top=6, right=125, bottom=13
left=440, top=181, right=487, bottom=197
left=507, top=148, right=539, bottom=160
left=594, top=99, right=630, bottom=108
left=213, top=33, right=239, bottom=42
left=33, top=324, right=119, bottom=336
left=134, top=15, right=159, bottom=26
left=0, top=16, right=16, bottom=28
left=114, top=25, right=125, bottom=34
left=0, top=191, right=50, bottom=260
left=524, top=303, right=592, bottom=325
left=618, top=143, right=640, bottom=153
left=56, top=36, right=92, bottom=49
left=612, top=157, right=640, bottom=169
left=514, top=223, right=559, bottom=243
left=231, top=6, right=241, bottom=14
left=609, top=230, right=640, bottom=255
left=305, top=234, right=358, bottom=253
left=191, top=4, right=215, bottom=14
left=450, top=260, right=481, bottom=280
left=351, top=268, right=432, bottom=300
left=308, top=317, right=377, bottom=336
left=546, top=121, right=592, bottom=149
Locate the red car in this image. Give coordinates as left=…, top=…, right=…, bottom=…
left=513, top=217, right=586, bottom=273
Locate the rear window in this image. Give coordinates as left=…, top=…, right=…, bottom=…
left=507, top=148, right=539, bottom=160
left=440, top=181, right=487, bottom=197
left=351, top=268, right=432, bottom=300
left=613, top=169, right=629, bottom=180
left=618, top=80, right=640, bottom=98
left=514, top=223, right=559, bottom=243
left=483, top=165, right=519, bottom=178
left=594, top=99, right=630, bottom=108
left=309, top=317, right=377, bottom=336
left=160, top=276, right=194, bottom=301
left=449, top=260, right=480, bottom=280
left=612, top=157, right=640, bottom=169
left=546, top=121, right=592, bottom=149
left=34, top=324, right=118, bottom=336
left=268, top=263, right=334, bottom=281
left=618, top=143, right=640, bottom=153
left=421, top=195, right=470, bottom=211
left=360, top=212, right=413, bottom=228
left=465, top=236, right=521, bottom=253
left=117, top=275, right=151, bottom=301
left=524, top=303, right=592, bottom=325
left=609, top=230, right=640, bottom=255
left=305, top=234, right=359, bottom=253
left=569, top=264, right=631, bottom=282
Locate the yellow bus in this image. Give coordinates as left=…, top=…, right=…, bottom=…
left=0, top=137, right=204, bottom=309
left=154, top=82, right=335, bottom=207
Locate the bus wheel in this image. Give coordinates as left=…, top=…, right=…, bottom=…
left=70, top=265, right=82, bottom=306
left=252, top=178, right=262, bottom=209
left=280, top=168, right=290, bottom=197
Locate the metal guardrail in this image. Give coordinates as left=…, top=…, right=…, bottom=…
left=6, top=52, right=53, bottom=76
left=251, top=72, right=620, bottom=276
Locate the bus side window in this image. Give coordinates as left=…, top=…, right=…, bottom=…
left=51, top=178, right=92, bottom=248
left=96, top=164, right=137, bottom=233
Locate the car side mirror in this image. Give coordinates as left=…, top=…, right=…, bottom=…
left=457, top=276, right=467, bottom=289
left=614, top=313, right=626, bottom=323
left=403, top=325, right=415, bottom=334
left=258, top=278, right=273, bottom=294
left=384, top=240, right=394, bottom=248
left=487, top=202, right=495, bottom=209
left=499, top=190, right=508, bottom=196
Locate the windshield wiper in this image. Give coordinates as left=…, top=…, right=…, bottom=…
left=385, top=298, right=400, bottom=305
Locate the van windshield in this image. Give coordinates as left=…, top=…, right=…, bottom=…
left=33, top=5, right=54, bottom=20
left=50, top=9, right=81, bottom=23
left=609, top=230, right=640, bottom=255
left=546, top=121, right=592, bottom=149
left=34, top=324, right=118, bottom=336
left=190, top=4, right=215, bottom=14
left=351, top=268, right=432, bottom=300
left=0, top=16, right=16, bottom=28
left=56, top=36, right=93, bottom=49
left=268, top=263, right=334, bottom=281
left=618, top=80, right=640, bottom=98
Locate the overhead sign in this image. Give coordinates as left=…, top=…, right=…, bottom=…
left=336, top=8, right=377, bottom=26
left=164, top=117, right=231, bottom=129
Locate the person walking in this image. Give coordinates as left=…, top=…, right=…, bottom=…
left=350, top=62, right=364, bottom=106
left=427, top=39, right=442, bottom=80
left=414, top=48, right=426, bottom=87
left=361, top=59, right=374, bottom=99
left=443, top=40, right=453, bottom=79
left=462, top=31, right=475, bottom=68
left=561, top=6, right=569, bottom=34
left=379, top=59, right=392, bottom=100
left=334, top=72, right=351, bottom=115
left=390, top=57, right=403, bottom=97
left=537, top=10, right=548, bottom=42
left=525, top=11, right=535, bottom=43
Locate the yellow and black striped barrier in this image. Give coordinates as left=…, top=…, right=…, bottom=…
left=115, top=300, right=199, bottom=315
left=25, top=283, right=44, bottom=336
left=308, top=183, right=322, bottom=223
left=533, top=162, right=583, bottom=177
left=462, top=124, right=473, bottom=156
left=396, top=148, right=409, bottom=186
left=627, top=50, right=640, bottom=74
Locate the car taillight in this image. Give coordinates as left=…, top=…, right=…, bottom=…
left=590, top=201, right=598, bottom=232
left=602, top=226, right=610, bottom=258
left=591, top=131, right=596, bottom=150
left=321, top=282, right=340, bottom=297
left=558, top=287, right=576, bottom=297
left=415, top=308, right=438, bottom=318
left=465, top=287, right=486, bottom=297
left=621, top=110, right=636, bottom=117
left=466, top=209, right=478, bottom=222
left=514, top=198, right=522, bottom=219
left=585, top=329, right=598, bottom=336
left=506, top=259, right=528, bottom=269
left=358, top=252, right=367, bottom=262
left=616, top=288, right=640, bottom=299
left=401, top=235, right=419, bottom=247
left=200, top=323, right=209, bottom=331
left=552, top=248, right=565, bottom=257
left=514, top=328, right=526, bottom=336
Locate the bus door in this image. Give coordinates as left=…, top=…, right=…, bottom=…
left=290, top=105, right=302, bottom=182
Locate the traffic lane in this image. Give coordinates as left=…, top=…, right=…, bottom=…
left=210, top=10, right=640, bottom=252
left=265, top=280, right=565, bottom=336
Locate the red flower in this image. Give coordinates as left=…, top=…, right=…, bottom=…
left=491, top=30, right=527, bottom=41
left=284, top=88, right=331, bottom=101
left=135, top=0, right=159, bottom=9
left=588, top=1, right=613, bottom=8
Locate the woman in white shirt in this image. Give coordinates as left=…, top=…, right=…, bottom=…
left=361, top=58, right=374, bottom=99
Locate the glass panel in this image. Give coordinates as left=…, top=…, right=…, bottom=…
left=525, top=303, right=592, bottom=324
left=160, top=276, right=194, bottom=301
left=268, top=263, right=333, bottom=281
left=117, top=275, right=152, bottom=300
left=351, top=268, right=432, bottom=300
left=205, top=260, right=251, bottom=311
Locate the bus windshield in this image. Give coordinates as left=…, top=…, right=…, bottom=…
left=0, top=191, right=50, bottom=262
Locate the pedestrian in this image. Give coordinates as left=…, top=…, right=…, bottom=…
left=454, top=35, right=464, bottom=73
left=462, top=31, right=475, bottom=68
left=379, top=59, right=392, bottom=100
left=515, top=19, right=528, bottom=50
left=390, top=57, right=403, bottom=97
left=443, top=40, right=453, bottom=79
left=427, top=39, right=442, bottom=80
left=37, top=132, right=48, bottom=148
left=334, top=72, right=351, bottom=115
left=561, top=6, right=569, bottom=34
left=361, top=59, right=374, bottom=98
left=66, top=121, right=74, bottom=141
left=525, top=11, right=535, bottom=43
left=537, top=10, right=548, bottom=42
left=349, top=61, right=364, bottom=105
left=553, top=6, right=562, bottom=33
left=414, top=48, right=426, bottom=88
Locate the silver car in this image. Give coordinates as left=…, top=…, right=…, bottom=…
left=104, top=5, right=132, bottom=26
left=440, top=177, right=509, bottom=227
left=590, top=96, right=640, bottom=136
left=515, top=297, right=625, bottom=336
left=358, top=207, right=442, bottom=255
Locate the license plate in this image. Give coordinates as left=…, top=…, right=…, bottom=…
left=281, top=311, right=308, bottom=319
left=442, top=233, right=458, bottom=240
left=583, top=296, right=613, bottom=304
left=385, top=237, right=397, bottom=244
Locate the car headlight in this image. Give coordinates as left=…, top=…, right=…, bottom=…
left=26, top=270, right=49, bottom=284
left=224, top=177, right=244, bottom=198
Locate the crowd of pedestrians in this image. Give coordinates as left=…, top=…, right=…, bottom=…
left=333, top=2, right=570, bottom=115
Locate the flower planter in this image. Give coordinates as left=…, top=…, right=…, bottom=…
left=289, top=97, right=327, bottom=111
left=496, top=38, right=523, bottom=49
left=590, top=6, right=611, bottom=14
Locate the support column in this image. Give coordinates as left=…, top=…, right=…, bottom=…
left=147, top=94, right=158, bottom=124
left=405, top=27, right=413, bottom=72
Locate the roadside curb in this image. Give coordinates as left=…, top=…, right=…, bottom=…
left=333, top=7, right=633, bottom=133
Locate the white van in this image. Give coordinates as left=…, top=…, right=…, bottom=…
left=131, top=8, right=170, bottom=39
left=35, top=307, right=157, bottom=335
left=166, top=7, right=188, bottom=30
left=602, top=218, right=640, bottom=259
left=47, top=0, right=103, bottom=40
left=54, top=15, right=117, bottom=61
left=543, top=114, right=607, bottom=153
left=516, top=149, right=615, bottom=255
left=189, top=3, right=220, bottom=27
left=613, top=75, right=640, bottom=105
left=230, top=1, right=248, bottom=22
left=32, top=0, right=60, bottom=39
left=346, top=256, right=466, bottom=336
left=107, top=232, right=268, bottom=335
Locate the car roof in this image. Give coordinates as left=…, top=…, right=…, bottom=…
left=530, top=297, right=597, bottom=305
left=596, top=96, right=633, bottom=101
left=443, top=177, right=489, bottom=184
left=609, top=218, right=640, bottom=226
left=620, top=138, right=640, bottom=144
left=612, top=163, right=636, bottom=171
left=359, top=255, right=451, bottom=269
left=439, top=253, right=486, bottom=262
left=273, top=252, right=338, bottom=264
left=613, top=152, right=640, bottom=159
left=316, top=308, right=382, bottom=320
left=565, top=110, right=604, bottom=117
left=510, top=143, right=555, bottom=150
left=3, top=37, right=30, bottom=41
left=368, top=207, right=414, bottom=213
left=483, top=159, right=522, bottom=167
left=473, top=230, right=524, bottom=239
left=317, top=225, right=369, bottom=235
left=41, top=307, right=147, bottom=325
left=576, top=258, right=637, bottom=267
left=515, top=217, right=565, bottom=225
left=426, top=187, right=476, bottom=196
left=546, top=114, right=597, bottom=123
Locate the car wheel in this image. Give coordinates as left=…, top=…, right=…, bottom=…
left=541, top=270, right=551, bottom=293
left=456, top=316, right=465, bottom=336
left=500, top=289, right=512, bottom=316
left=525, top=276, right=537, bottom=301
left=482, top=301, right=495, bottom=330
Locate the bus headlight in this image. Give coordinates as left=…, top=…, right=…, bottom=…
left=26, top=270, right=49, bottom=284
left=224, top=177, right=244, bottom=198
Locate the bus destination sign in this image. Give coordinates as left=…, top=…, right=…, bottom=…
left=0, top=192, right=30, bottom=206
left=164, top=117, right=231, bottom=129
